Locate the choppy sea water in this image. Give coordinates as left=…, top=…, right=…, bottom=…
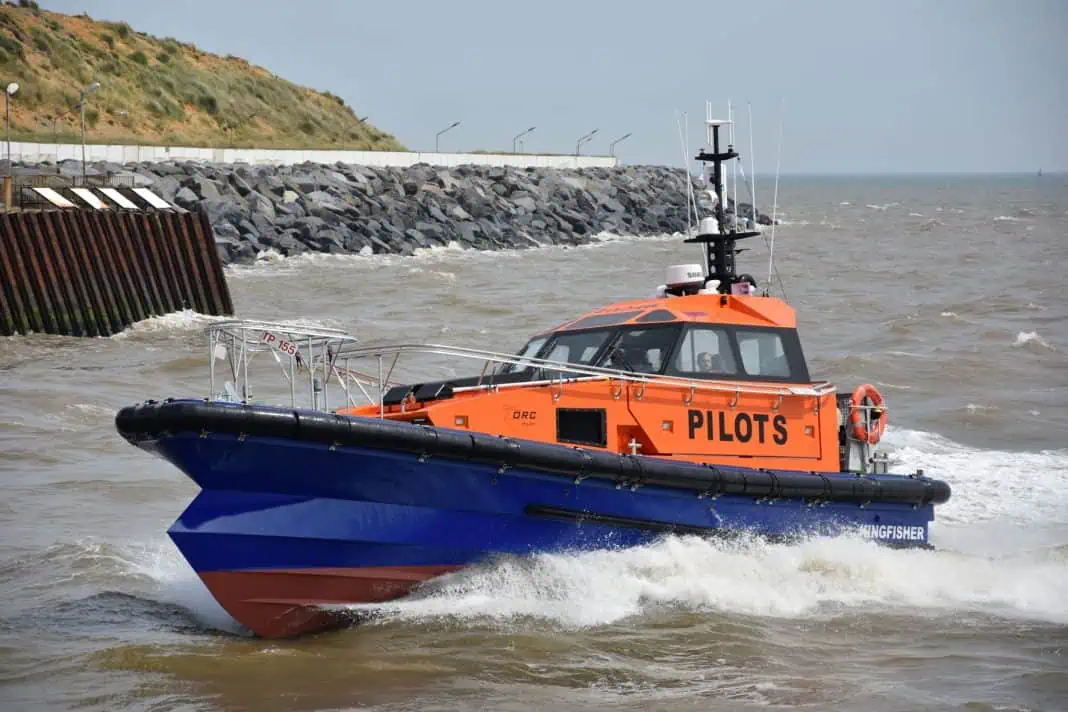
left=1, top=173, right=1066, bottom=711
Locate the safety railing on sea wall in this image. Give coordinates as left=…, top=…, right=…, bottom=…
left=4, top=141, right=618, bottom=169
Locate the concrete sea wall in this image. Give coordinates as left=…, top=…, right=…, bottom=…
left=5, top=141, right=617, bottom=169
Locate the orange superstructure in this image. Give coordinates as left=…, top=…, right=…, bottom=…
left=339, top=289, right=845, bottom=473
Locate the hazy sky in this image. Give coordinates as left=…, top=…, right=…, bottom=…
left=37, top=0, right=1067, bottom=173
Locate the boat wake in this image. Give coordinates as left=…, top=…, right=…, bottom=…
left=72, top=427, right=1066, bottom=638
left=325, top=428, right=1067, bottom=632
left=336, top=529, right=1068, bottom=630
left=882, top=427, right=1068, bottom=528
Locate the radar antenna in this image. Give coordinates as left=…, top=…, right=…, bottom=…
left=685, top=102, right=762, bottom=294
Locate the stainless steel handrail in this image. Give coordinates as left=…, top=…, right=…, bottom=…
left=201, top=319, right=839, bottom=414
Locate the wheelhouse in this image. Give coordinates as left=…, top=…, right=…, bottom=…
left=501, top=298, right=811, bottom=385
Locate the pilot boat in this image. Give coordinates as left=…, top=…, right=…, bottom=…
left=115, top=109, right=951, bottom=638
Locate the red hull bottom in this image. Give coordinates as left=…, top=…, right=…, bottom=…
left=199, top=566, right=463, bottom=638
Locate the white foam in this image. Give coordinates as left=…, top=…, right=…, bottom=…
left=882, top=427, right=1068, bottom=527
left=407, top=266, right=457, bottom=282
left=62, top=403, right=115, bottom=423
left=875, top=381, right=912, bottom=391
left=338, top=532, right=1068, bottom=629
left=109, top=309, right=229, bottom=339
left=1013, top=331, right=1054, bottom=350
left=112, top=539, right=247, bottom=634
left=226, top=231, right=683, bottom=278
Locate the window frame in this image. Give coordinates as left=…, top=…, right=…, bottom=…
left=534, top=327, right=618, bottom=373
left=496, top=334, right=549, bottom=375
left=532, top=323, right=810, bottom=384
left=663, top=324, right=810, bottom=384
left=595, top=323, right=684, bottom=374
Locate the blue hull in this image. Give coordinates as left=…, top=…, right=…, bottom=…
left=118, top=399, right=944, bottom=636
left=153, top=430, right=934, bottom=570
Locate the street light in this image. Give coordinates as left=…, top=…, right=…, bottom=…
left=609, top=132, right=632, bottom=158
left=5, top=82, right=18, bottom=171
left=512, top=126, right=536, bottom=154
left=435, top=120, right=460, bottom=152
left=79, top=81, right=101, bottom=181
left=575, top=128, right=598, bottom=156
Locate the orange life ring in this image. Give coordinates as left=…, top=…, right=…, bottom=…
left=849, top=384, right=887, bottom=445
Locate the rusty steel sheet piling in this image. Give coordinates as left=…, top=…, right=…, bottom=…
left=0, top=188, right=233, bottom=337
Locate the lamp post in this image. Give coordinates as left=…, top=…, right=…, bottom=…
left=610, top=132, right=632, bottom=157
left=575, top=128, right=598, bottom=156
left=79, top=81, right=101, bottom=181
left=435, top=120, right=460, bottom=153
left=512, top=126, right=536, bottom=154
left=5, top=82, right=18, bottom=171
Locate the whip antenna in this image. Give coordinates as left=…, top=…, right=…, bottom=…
left=676, top=110, right=695, bottom=236
left=767, top=97, right=784, bottom=296
left=747, top=103, right=758, bottom=235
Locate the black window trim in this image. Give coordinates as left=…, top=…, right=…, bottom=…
left=531, top=322, right=810, bottom=385
left=533, top=326, right=619, bottom=373
left=596, top=322, right=684, bottom=374
left=663, top=323, right=811, bottom=384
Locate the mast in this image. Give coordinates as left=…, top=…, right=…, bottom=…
left=685, top=107, right=761, bottom=294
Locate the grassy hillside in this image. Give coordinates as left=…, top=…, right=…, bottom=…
left=0, top=1, right=406, bottom=151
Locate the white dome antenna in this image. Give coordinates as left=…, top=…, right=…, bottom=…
left=659, top=264, right=705, bottom=297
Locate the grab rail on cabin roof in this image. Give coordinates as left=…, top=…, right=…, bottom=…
left=204, top=320, right=838, bottom=414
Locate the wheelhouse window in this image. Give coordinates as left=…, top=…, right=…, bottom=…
left=635, top=309, right=677, bottom=323
left=737, top=329, right=791, bottom=378
left=668, top=326, right=738, bottom=377
left=496, top=335, right=547, bottom=375
left=597, top=326, right=681, bottom=374
left=543, top=329, right=613, bottom=368
left=563, top=310, right=643, bottom=330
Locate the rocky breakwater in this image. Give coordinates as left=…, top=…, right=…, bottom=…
left=43, top=160, right=773, bottom=265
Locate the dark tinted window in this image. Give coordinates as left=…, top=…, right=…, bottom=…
left=597, top=326, right=681, bottom=374
left=635, top=309, right=677, bottom=323
left=668, top=326, right=738, bottom=377
left=563, top=310, right=643, bottom=330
